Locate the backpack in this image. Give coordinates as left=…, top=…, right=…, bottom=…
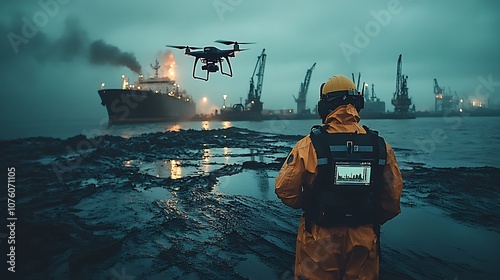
left=304, top=125, right=387, bottom=230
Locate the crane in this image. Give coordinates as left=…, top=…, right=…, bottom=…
left=366, top=83, right=379, bottom=102
left=434, top=78, right=444, bottom=111
left=433, top=78, right=458, bottom=112
left=391, top=54, right=412, bottom=114
left=433, top=78, right=443, bottom=96
left=293, top=63, right=316, bottom=115
left=246, top=49, right=266, bottom=113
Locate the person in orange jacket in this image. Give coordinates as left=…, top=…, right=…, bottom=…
left=275, top=74, right=403, bottom=280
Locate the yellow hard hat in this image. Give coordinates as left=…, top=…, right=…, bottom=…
left=318, top=74, right=364, bottom=121
left=321, top=75, right=357, bottom=97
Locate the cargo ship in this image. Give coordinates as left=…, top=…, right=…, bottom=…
left=98, top=60, right=196, bottom=124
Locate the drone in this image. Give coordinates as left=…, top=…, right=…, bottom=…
left=166, top=40, right=254, bottom=81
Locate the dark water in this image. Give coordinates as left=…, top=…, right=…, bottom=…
left=3, top=116, right=499, bottom=168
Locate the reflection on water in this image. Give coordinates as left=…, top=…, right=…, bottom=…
left=121, top=133, right=282, bottom=182
left=200, top=147, right=277, bottom=165
left=203, top=145, right=211, bottom=161
left=164, top=121, right=232, bottom=133
left=203, top=145, right=211, bottom=174
left=250, top=148, right=264, bottom=162
left=223, top=147, right=230, bottom=164
left=122, top=145, right=268, bottom=179
left=216, top=170, right=278, bottom=201
left=222, top=121, right=232, bottom=129
left=202, top=121, right=210, bottom=130
left=170, top=160, right=182, bottom=179
left=166, top=124, right=181, bottom=132
left=123, top=159, right=190, bottom=179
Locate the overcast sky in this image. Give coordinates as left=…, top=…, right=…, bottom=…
left=1, top=0, right=499, bottom=126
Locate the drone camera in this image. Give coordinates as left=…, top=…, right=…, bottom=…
left=202, top=64, right=219, bottom=72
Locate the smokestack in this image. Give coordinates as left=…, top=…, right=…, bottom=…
left=89, top=39, right=142, bottom=74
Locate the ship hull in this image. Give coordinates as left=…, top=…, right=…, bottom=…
left=98, top=89, right=196, bottom=124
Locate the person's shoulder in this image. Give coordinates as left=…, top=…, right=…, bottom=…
left=289, top=132, right=314, bottom=152
left=297, top=134, right=312, bottom=148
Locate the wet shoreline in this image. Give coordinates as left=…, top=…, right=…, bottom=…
left=1, top=127, right=498, bottom=279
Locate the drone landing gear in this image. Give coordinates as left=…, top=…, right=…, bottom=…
left=219, top=56, right=233, bottom=78
left=193, top=57, right=209, bottom=81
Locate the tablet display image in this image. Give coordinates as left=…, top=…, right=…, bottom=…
left=334, top=162, right=372, bottom=186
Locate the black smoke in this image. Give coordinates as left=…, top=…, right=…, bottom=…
left=89, top=40, right=142, bottom=74
left=54, top=17, right=89, bottom=62
left=1, top=16, right=142, bottom=74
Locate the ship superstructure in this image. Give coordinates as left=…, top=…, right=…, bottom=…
left=98, top=60, right=195, bottom=124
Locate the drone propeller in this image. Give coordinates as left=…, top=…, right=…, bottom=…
left=215, top=40, right=255, bottom=45
left=166, top=45, right=202, bottom=50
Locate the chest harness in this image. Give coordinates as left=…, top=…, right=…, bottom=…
left=304, top=125, right=387, bottom=231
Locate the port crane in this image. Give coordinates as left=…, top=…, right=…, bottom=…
left=434, top=78, right=458, bottom=112
left=245, top=49, right=266, bottom=113
left=368, top=84, right=375, bottom=101
left=391, top=54, right=413, bottom=114
left=293, top=63, right=316, bottom=114
left=433, top=78, right=444, bottom=111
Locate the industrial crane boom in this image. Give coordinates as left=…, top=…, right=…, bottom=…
left=433, top=78, right=443, bottom=95
left=246, top=49, right=266, bottom=113
left=395, top=54, right=402, bottom=96
left=391, top=54, right=412, bottom=113
left=294, top=63, right=316, bottom=114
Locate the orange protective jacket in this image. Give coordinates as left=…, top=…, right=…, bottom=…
left=275, top=104, right=403, bottom=280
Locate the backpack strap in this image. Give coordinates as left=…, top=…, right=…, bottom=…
left=363, top=125, right=387, bottom=167
left=362, top=125, right=386, bottom=260
left=304, top=125, right=331, bottom=233
left=309, top=125, right=331, bottom=167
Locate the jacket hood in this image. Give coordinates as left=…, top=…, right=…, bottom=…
left=324, top=104, right=360, bottom=125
